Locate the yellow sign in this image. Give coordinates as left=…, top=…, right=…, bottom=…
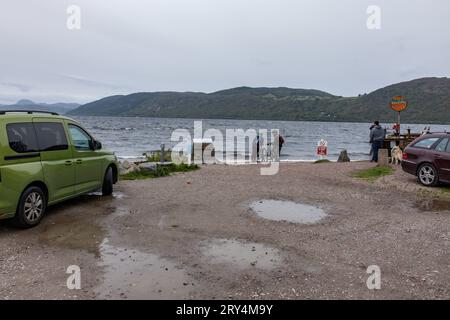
left=391, top=96, right=408, bottom=112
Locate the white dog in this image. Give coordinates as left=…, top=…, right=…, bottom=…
left=390, top=146, right=403, bottom=165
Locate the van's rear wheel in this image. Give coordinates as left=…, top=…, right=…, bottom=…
left=102, top=167, right=113, bottom=196
left=13, top=186, right=47, bottom=228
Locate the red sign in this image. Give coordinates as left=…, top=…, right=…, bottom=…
left=317, top=146, right=328, bottom=156
left=391, top=96, right=408, bottom=112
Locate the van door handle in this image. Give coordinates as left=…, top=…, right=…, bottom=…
left=75, top=159, right=83, bottom=165
left=64, top=160, right=73, bottom=166
left=434, top=154, right=442, bottom=158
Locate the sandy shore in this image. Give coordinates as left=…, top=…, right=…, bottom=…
left=0, top=162, right=449, bottom=300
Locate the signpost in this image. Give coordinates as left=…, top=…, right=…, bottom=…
left=390, top=96, right=408, bottom=135
left=317, top=139, right=328, bottom=160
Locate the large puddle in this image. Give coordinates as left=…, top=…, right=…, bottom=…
left=201, top=238, right=282, bottom=270
left=113, top=206, right=130, bottom=217
left=86, top=191, right=127, bottom=200
left=415, top=199, right=450, bottom=212
left=95, top=239, right=193, bottom=299
left=250, top=200, right=327, bottom=224
left=38, top=216, right=105, bottom=257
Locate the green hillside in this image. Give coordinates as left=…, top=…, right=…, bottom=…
left=68, top=77, right=450, bottom=124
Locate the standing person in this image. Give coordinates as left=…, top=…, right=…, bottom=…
left=392, top=123, right=400, bottom=136
left=272, top=132, right=285, bottom=156
left=369, top=122, right=376, bottom=156
left=278, top=135, right=285, bottom=154
left=255, top=135, right=261, bottom=160
left=369, top=121, right=386, bottom=163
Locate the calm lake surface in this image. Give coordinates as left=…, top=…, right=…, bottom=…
left=73, top=116, right=450, bottom=161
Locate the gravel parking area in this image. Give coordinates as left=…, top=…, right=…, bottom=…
left=0, top=162, right=449, bottom=299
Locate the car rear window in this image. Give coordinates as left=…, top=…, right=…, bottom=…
left=412, top=137, right=439, bottom=149
left=6, top=123, right=39, bottom=153
left=34, top=122, right=68, bottom=151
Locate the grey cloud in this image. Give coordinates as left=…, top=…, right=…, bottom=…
left=0, top=82, right=32, bottom=92
left=0, top=0, right=449, bottom=104
left=55, top=74, right=125, bottom=90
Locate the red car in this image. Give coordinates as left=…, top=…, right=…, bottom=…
left=402, top=133, right=450, bottom=186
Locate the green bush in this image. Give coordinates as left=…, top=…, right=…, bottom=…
left=120, top=163, right=199, bottom=180
left=144, top=150, right=172, bottom=162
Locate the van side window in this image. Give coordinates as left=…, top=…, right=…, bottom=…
left=68, top=125, right=92, bottom=151
left=6, top=123, right=39, bottom=153
left=34, top=122, right=68, bottom=151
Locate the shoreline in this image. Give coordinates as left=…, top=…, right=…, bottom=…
left=72, top=115, right=450, bottom=126
left=118, top=156, right=370, bottom=163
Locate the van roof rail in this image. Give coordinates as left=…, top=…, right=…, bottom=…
left=0, top=110, right=59, bottom=116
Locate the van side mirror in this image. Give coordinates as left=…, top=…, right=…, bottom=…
left=95, top=140, right=102, bottom=150
left=90, top=140, right=102, bottom=150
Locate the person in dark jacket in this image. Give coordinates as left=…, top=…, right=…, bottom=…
left=256, top=135, right=261, bottom=159
left=369, top=123, right=376, bottom=156
left=369, top=121, right=386, bottom=162
left=278, top=135, right=285, bottom=154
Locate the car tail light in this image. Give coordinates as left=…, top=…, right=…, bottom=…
left=402, top=153, right=408, bottom=160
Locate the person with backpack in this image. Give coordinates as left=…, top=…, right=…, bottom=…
left=369, top=121, right=386, bottom=162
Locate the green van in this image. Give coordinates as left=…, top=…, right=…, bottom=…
left=0, top=110, right=119, bottom=228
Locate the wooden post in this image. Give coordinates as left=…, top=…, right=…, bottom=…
left=378, top=149, right=389, bottom=167
left=193, top=142, right=203, bottom=164
left=160, top=144, right=165, bottom=163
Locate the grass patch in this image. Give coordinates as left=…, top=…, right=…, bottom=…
left=352, top=166, right=394, bottom=181
left=120, top=163, right=199, bottom=181
left=441, top=186, right=450, bottom=194
left=314, top=159, right=331, bottom=164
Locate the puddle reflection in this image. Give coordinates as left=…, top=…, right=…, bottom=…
left=415, top=199, right=450, bottom=212
left=95, top=239, right=193, bottom=299
left=250, top=200, right=327, bottom=224
left=201, top=238, right=282, bottom=270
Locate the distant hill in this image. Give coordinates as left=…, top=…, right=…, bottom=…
left=68, top=77, right=450, bottom=124
left=0, top=100, right=80, bottom=115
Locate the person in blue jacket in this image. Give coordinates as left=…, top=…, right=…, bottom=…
left=369, top=121, right=386, bottom=162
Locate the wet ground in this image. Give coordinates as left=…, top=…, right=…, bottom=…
left=249, top=200, right=327, bottom=224
left=415, top=198, right=450, bottom=213
left=96, top=239, right=194, bottom=299
left=200, top=239, right=282, bottom=270
left=0, top=162, right=449, bottom=299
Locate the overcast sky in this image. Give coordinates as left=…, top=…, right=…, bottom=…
left=0, top=0, right=449, bottom=104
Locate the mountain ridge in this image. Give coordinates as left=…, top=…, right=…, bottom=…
left=0, top=100, right=80, bottom=114
left=68, top=77, right=450, bottom=123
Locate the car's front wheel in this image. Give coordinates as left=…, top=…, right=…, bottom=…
left=417, top=163, right=439, bottom=187
left=12, top=186, right=47, bottom=228
left=102, top=166, right=114, bottom=196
